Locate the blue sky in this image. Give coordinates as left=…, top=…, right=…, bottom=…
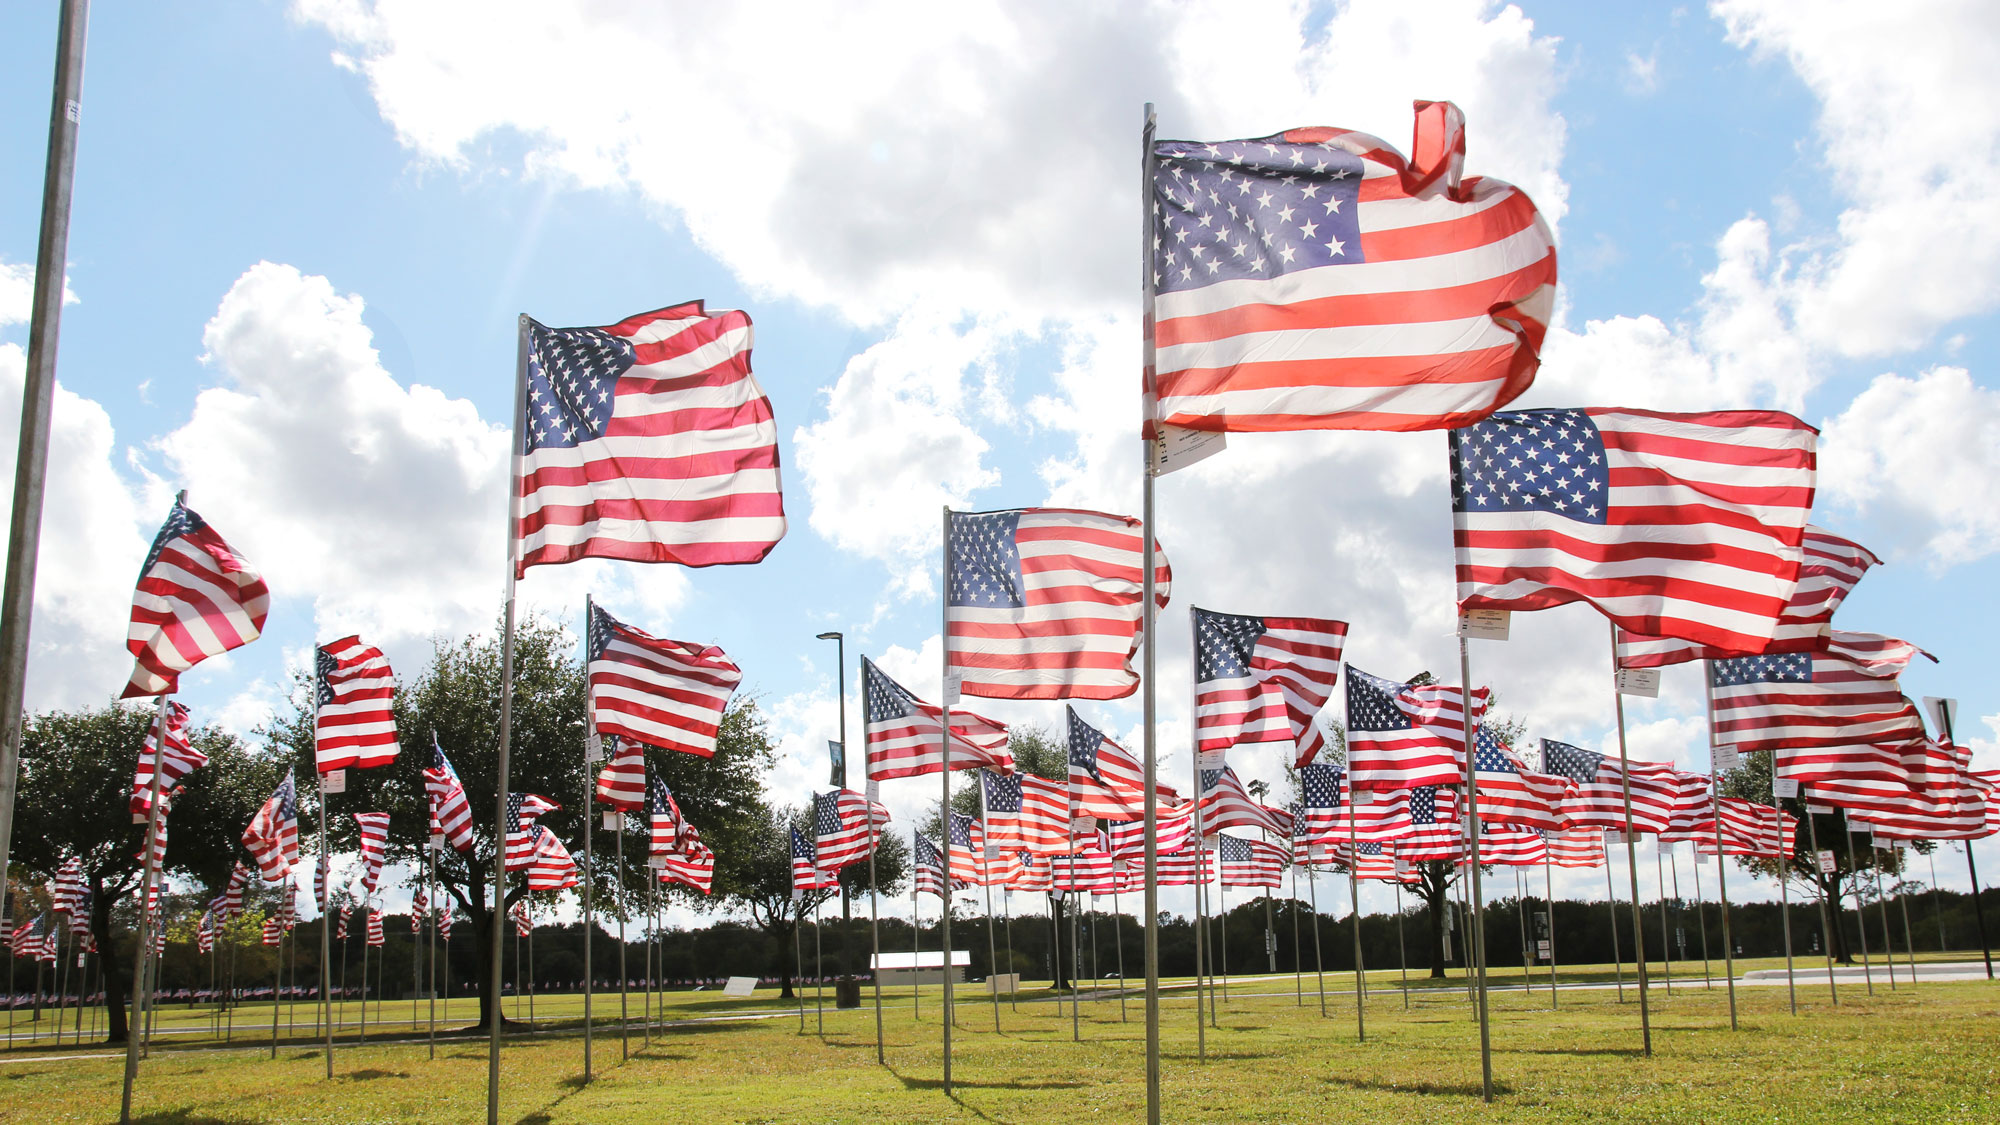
left=4, top=0, right=1998, bottom=921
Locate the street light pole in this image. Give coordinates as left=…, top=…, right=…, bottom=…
left=817, top=631, right=858, bottom=1009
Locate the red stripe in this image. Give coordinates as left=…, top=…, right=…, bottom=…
left=521, top=444, right=779, bottom=489
left=517, top=491, right=784, bottom=537
left=1156, top=261, right=1549, bottom=350
left=1356, top=189, right=1542, bottom=262
left=603, top=398, right=773, bottom=438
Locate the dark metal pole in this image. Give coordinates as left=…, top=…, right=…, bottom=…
left=485, top=315, right=530, bottom=1125
left=0, top=0, right=91, bottom=916
left=1138, top=100, right=1163, bottom=1125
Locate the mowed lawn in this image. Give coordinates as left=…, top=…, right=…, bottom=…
left=2, top=968, right=1995, bottom=1123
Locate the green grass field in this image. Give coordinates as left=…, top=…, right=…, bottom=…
left=1, top=960, right=1994, bottom=1123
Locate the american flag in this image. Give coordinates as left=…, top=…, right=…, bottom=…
left=410, top=891, right=424, bottom=934
left=1066, top=707, right=1175, bottom=821
left=813, top=788, right=887, bottom=876
left=366, top=908, right=386, bottom=947
left=261, top=915, right=283, bottom=947
left=355, top=812, right=390, bottom=894
left=196, top=911, right=214, bottom=954
left=1192, top=609, right=1347, bottom=767
left=1451, top=408, right=1818, bottom=654
left=70, top=892, right=93, bottom=940
left=511, top=902, right=533, bottom=938
left=524, top=826, right=579, bottom=891
left=314, top=636, right=399, bottom=772
left=1616, top=526, right=1879, bottom=668
left=424, top=737, right=475, bottom=852
left=10, top=914, right=44, bottom=957
left=594, top=736, right=648, bottom=812
left=50, top=857, right=84, bottom=914
left=1710, top=632, right=1931, bottom=752
left=123, top=498, right=270, bottom=698
left=1470, top=730, right=1571, bottom=832
left=1474, top=828, right=1548, bottom=866
left=1149, top=102, right=1556, bottom=434
left=1387, top=786, right=1463, bottom=863
left=514, top=302, right=786, bottom=574
left=222, top=861, right=250, bottom=918
left=131, top=701, right=202, bottom=818
left=1345, top=666, right=1487, bottom=790
left=1696, top=798, right=1795, bottom=859
left=1851, top=742, right=1995, bottom=840
left=946, top=812, right=993, bottom=886
left=944, top=508, right=1170, bottom=701
left=1540, top=828, right=1606, bottom=868
left=1052, top=849, right=1117, bottom=893
left=1298, top=764, right=1412, bottom=843
left=1155, top=846, right=1215, bottom=886
left=136, top=810, right=169, bottom=873
left=243, top=770, right=300, bottom=881
left=1541, top=739, right=1679, bottom=834
left=979, top=770, right=1073, bottom=856
left=1196, top=766, right=1293, bottom=838
left=1344, top=840, right=1417, bottom=884
left=439, top=901, right=455, bottom=936
left=1106, top=808, right=1193, bottom=863
left=1000, top=849, right=1048, bottom=892
left=657, top=836, right=716, bottom=895
left=791, top=829, right=832, bottom=894
left=314, top=849, right=330, bottom=908
left=504, top=793, right=559, bottom=873
left=587, top=604, right=741, bottom=758
left=1656, top=771, right=1716, bottom=844
left=648, top=775, right=694, bottom=857
left=913, top=834, right=950, bottom=899
left=1217, top=835, right=1286, bottom=888
left=861, top=657, right=1012, bottom=780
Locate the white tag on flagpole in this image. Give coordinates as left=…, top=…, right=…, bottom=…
left=1772, top=778, right=1800, bottom=799
left=603, top=811, right=623, bottom=831
left=1148, top=425, right=1227, bottom=477
left=648, top=855, right=668, bottom=870
left=1657, top=838, right=1677, bottom=855
left=1457, top=609, right=1511, bottom=641
left=1196, top=749, right=1226, bottom=772
left=942, top=672, right=963, bottom=704
left=1615, top=668, right=1661, bottom=698
left=585, top=732, right=604, bottom=764
left=1817, top=849, right=1837, bottom=874
left=1711, top=746, right=1741, bottom=773
left=319, top=770, right=346, bottom=795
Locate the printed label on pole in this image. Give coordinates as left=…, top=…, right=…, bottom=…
left=1923, top=696, right=1957, bottom=740
left=1711, top=745, right=1741, bottom=773
left=133, top=813, right=148, bottom=824
left=1394, top=858, right=1412, bottom=875
left=585, top=732, right=604, bottom=764
left=1148, top=424, right=1226, bottom=477
left=429, top=833, right=445, bottom=850
left=865, top=778, right=881, bottom=806
left=1615, top=668, right=1661, bottom=698
left=648, top=855, right=668, bottom=870
left=1657, top=838, right=1677, bottom=855
left=1806, top=803, right=1832, bottom=815
left=1457, top=608, right=1511, bottom=641
left=1537, top=940, right=1551, bottom=956
left=603, top=811, right=623, bottom=831
left=1196, top=748, right=1227, bottom=772
left=942, top=672, right=963, bottom=704
left=1603, top=830, right=1627, bottom=846
left=1817, top=850, right=1837, bottom=874
left=1772, top=778, right=1800, bottom=799
left=319, top=770, right=347, bottom=795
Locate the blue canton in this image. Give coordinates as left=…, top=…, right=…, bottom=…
left=914, top=834, right=943, bottom=871
left=314, top=646, right=337, bottom=709
left=862, top=659, right=916, bottom=726
left=1300, top=762, right=1344, bottom=809
left=1345, top=670, right=1413, bottom=732
left=1473, top=728, right=1517, bottom=775
left=1410, top=786, right=1442, bottom=826
left=276, top=772, right=297, bottom=821
left=647, top=776, right=673, bottom=817
left=948, top=813, right=975, bottom=850
left=1540, top=739, right=1605, bottom=785
left=947, top=511, right=1024, bottom=609
left=790, top=829, right=815, bottom=862
left=813, top=792, right=844, bottom=838
left=1712, top=651, right=1813, bottom=687
left=1066, top=708, right=1106, bottom=783
left=586, top=605, right=618, bottom=663
left=1152, top=135, right=1365, bottom=294
left=1194, top=609, right=1267, bottom=683
left=1218, top=835, right=1252, bottom=864
left=981, top=769, right=1022, bottom=813
left=523, top=319, right=629, bottom=454
left=1199, top=767, right=1226, bottom=794
left=139, top=500, right=204, bottom=580
left=1449, top=409, right=1610, bottom=520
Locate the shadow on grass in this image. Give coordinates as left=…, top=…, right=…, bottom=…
left=1161, top=1051, right=1278, bottom=1062
left=339, top=1068, right=411, bottom=1080
left=1324, top=1075, right=1514, bottom=1098
left=132, top=1114, right=241, bottom=1125
left=1515, top=1046, right=1645, bottom=1058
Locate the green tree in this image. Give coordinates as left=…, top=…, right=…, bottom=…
left=11, top=701, right=282, bottom=1042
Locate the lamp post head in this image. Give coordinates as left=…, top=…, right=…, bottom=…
left=816, top=631, right=842, bottom=641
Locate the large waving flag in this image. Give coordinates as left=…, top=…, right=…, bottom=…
left=123, top=498, right=270, bottom=698
left=524, top=827, right=580, bottom=891
left=1298, top=764, right=1410, bottom=843
left=1851, top=743, right=1994, bottom=841
left=1697, top=798, right=1796, bottom=860
left=1217, top=835, right=1286, bottom=888
left=1709, top=632, right=1931, bottom=753
left=1540, top=828, right=1607, bottom=868
left=587, top=605, right=741, bottom=758
left=1616, top=527, right=1878, bottom=668
left=980, top=769, right=1073, bottom=855
left=354, top=812, right=391, bottom=894
left=861, top=657, right=1012, bottom=780
left=1192, top=608, right=1348, bottom=767
left=944, top=508, right=1170, bottom=700
left=1387, top=786, right=1463, bottom=863
left=504, top=793, right=559, bottom=872
left=314, top=636, right=399, bottom=772
left=243, top=770, right=300, bottom=882
left=1196, top=766, right=1293, bottom=838
left=1540, top=739, right=1679, bottom=834
left=1066, top=707, right=1179, bottom=821
left=1469, top=730, right=1571, bottom=832
left=814, top=789, right=888, bottom=876
left=913, top=834, right=951, bottom=899
left=514, top=302, right=785, bottom=574
left=791, top=829, right=833, bottom=893
left=423, top=737, right=476, bottom=852
left=131, top=701, right=202, bottom=818
left=1344, top=667, right=1487, bottom=790
left=1451, top=408, right=1818, bottom=653
left=1149, top=101, right=1556, bottom=433
left=595, top=737, right=648, bottom=812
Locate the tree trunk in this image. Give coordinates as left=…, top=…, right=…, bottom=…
left=1422, top=865, right=1450, bottom=979
left=91, top=895, right=130, bottom=1044
left=1050, top=896, right=1070, bottom=989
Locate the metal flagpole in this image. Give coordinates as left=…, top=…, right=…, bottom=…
left=1457, top=633, right=1493, bottom=1102
left=1773, top=803, right=1796, bottom=1012
left=527, top=909, right=536, bottom=1028
left=1933, top=702, right=1993, bottom=978
left=1703, top=660, right=1739, bottom=1029
left=1893, top=850, right=1917, bottom=983
left=119, top=690, right=171, bottom=1125
left=0, top=0, right=91, bottom=929
left=794, top=891, right=806, bottom=1031
left=337, top=910, right=348, bottom=1039
left=1604, top=855, right=1624, bottom=1001
left=1214, top=880, right=1228, bottom=1005
left=357, top=925, right=368, bottom=1044
left=1347, top=795, right=1365, bottom=1041
left=1137, top=100, right=1164, bottom=1125
left=1803, top=810, right=1837, bottom=1004
left=1654, top=848, right=1673, bottom=996
left=270, top=925, right=284, bottom=1059
left=581, top=596, right=596, bottom=1081
left=814, top=889, right=824, bottom=1034
left=484, top=315, right=532, bottom=1125
left=1003, top=888, right=1016, bottom=1013
left=1188, top=616, right=1210, bottom=1053
left=1289, top=867, right=1302, bottom=1006
left=1069, top=888, right=1081, bottom=1042
left=616, top=819, right=629, bottom=1058
left=642, top=883, right=652, bottom=1043
left=852, top=655, right=884, bottom=1063
left=319, top=803, right=333, bottom=1077
left=1114, top=888, right=1127, bottom=1022
left=1871, top=842, right=1897, bottom=989
left=1513, top=868, right=1531, bottom=998
left=1928, top=850, right=1943, bottom=960
left=1392, top=879, right=1408, bottom=1011
left=1089, top=891, right=1102, bottom=1008
left=1691, top=844, right=1713, bottom=988
left=1542, top=856, right=1558, bottom=1006
left=1844, top=826, right=1874, bottom=993
left=1610, top=626, right=1652, bottom=1054
left=426, top=843, right=437, bottom=1058
left=980, top=790, right=1000, bottom=1032
left=936, top=505, right=955, bottom=1092
left=912, top=876, right=921, bottom=1021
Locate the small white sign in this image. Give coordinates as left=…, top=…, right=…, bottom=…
left=319, top=770, right=347, bottom=795
left=722, top=976, right=758, bottom=998
left=1457, top=608, right=1511, bottom=641
left=429, top=834, right=445, bottom=851
left=648, top=855, right=668, bottom=870
left=585, top=732, right=604, bottom=764
left=1536, top=940, right=1551, bottom=956
left=986, top=973, right=1022, bottom=994
left=1711, top=746, right=1742, bottom=773
left=603, top=811, right=623, bottom=831
left=865, top=778, right=881, bottom=806
left=1394, top=858, right=1413, bottom=875
left=1817, top=849, right=1837, bottom=874
left=1196, top=749, right=1227, bottom=772
left=1806, top=803, right=1833, bottom=815
left=1657, top=838, right=1678, bottom=855
left=1849, top=824, right=1872, bottom=844
left=1773, top=778, right=1800, bottom=799
left=1923, top=696, right=1958, bottom=741
left=942, top=672, right=964, bottom=705
left=1615, top=668, right=1661, bottom=698
left=1603, top=830, right=1628, bottom=846
left=132, top=813, right=148, bottom=825
left=1149, top=425, right=1227, bottom=477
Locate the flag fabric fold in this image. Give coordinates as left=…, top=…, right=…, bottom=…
left=314, top=636, right=398, bottom=772
left=1345, top=667, right=1487, bottom=790
left=587, top=604, right=742, bottom=757
left=595, top=737, right=648, bottom=811
left=1192, top=608, right=1348, bottom=767
left=1710, top=631, right=1932, bottom=753
left=862, top=657, right=1012, bottom=780
left=242, top=770, right=300, bottom=881
left=123, top=499, right=270, bottom=699
left=131, top=701, right=202, bottom=818
left=424, top=737, right=476, bottom=852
